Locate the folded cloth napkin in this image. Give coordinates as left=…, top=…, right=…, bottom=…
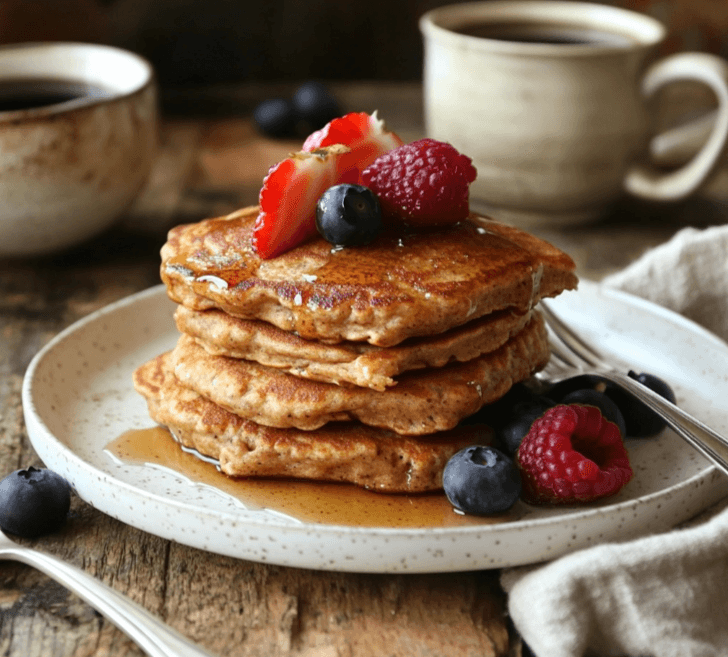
left=501, top=224, right=728, bottom=657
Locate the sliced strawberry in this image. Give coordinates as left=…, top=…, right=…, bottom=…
left=252, top=144, right=351, bottom=259
left=302, top=111, right=404, bottom=183
left=252, top=113, right=403, bottom=259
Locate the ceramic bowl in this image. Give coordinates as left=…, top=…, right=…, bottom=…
left=0, top=42, right=157, bottom=257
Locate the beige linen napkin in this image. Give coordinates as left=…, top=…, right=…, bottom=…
left=501, top=225, right=728, bottom=657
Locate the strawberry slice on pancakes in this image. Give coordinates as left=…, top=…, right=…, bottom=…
left=303, top=111, right=404, bottom=184
left=253, top=112, right=403, bottom=259
left=253, top=144, right=352, bottom=260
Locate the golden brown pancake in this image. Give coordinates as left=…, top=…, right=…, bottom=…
left=175, top=304, right=534, bottom=391
left=169, top=312, right=550, bottom=436
left=161, top=206, right=577, bottom=347
left=133, top=353, right=489, bottom=492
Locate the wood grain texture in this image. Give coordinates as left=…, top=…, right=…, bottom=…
left=0, top=504, right=510, bottom=657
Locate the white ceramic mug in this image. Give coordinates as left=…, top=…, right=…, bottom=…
left=0, top=42, right=157, bottom=257
left=420, top=1, right=728, bottom=224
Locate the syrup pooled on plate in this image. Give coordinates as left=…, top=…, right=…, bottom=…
left=105, top=427, right=517, bottom=528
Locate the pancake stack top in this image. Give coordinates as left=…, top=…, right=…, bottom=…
left=134, top=117, right=578, bottom=493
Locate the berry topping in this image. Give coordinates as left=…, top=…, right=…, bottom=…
left=544, top=374, right=610, bottom=402
left=253, top=97, right=297, bottom=139
left=517, top=404, right=633, bottom=505
left=560, top=388, right=627, bottom=438
left=0, top=467, right=71, bottom=538
left=464, top=382, right=544, bottom=426
left=546, top=372, right=676, bottom=438
left=443, top=445, right=522, bottom=515
left=496, top=396, right=555, bottom=456
left=607, top=371, right=677, bottom=437
left=316, top=184, right=382, bottom=246
left=361, top=138, right=477, bottom=227
left=303, top=111, right=404, bottom=183
left=253, top=144, right=355, bottom=259
left=292, top=81, right=342, bottom=134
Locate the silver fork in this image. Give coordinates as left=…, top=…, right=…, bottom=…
left=0, top=528, right=218, bottom=657
left=538, top=301, right=728, bottom=477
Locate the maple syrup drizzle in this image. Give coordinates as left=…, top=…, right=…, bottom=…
left=105, top=427, right=516, bottom=528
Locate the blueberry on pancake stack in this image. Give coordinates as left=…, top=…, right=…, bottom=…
left=133, top=113, right=578, bottom=493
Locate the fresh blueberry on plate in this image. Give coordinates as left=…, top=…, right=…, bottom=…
left=561, top=388, right=627, bottom=438
left=606, top=371, right=677, bottom=437
left=497, top=397, right=554, bottom=456
left=466, top=382, right=546, bottom=430
left=443, top=445, right=521, bottom=515
left=0, top=467, right=71, bottom=538
left=544, top=374, right=609, bottom=403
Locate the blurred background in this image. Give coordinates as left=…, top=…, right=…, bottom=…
left=0, top=0, right=726, bottom=87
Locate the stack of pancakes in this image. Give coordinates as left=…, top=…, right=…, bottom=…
left=134, top=206, right=577, bottom=493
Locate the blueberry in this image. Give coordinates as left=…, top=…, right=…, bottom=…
left=544, top=374, right=610, bottom=402
left=253, top=97, right=297, bottom=138
left=0, top=467, right=71, bottom=538
left=561, top=389, right=627, bottom=438
left=605, top=371, right=677, bottom=437
left=316, top=184, right=382, bottom=246
left=443, top=445, right=521, bottom=515
left=465, top=382, right=546, bottom=429
left=496, top=397, right=554, bottom=456
left=292, top=81, right=341, bottom=132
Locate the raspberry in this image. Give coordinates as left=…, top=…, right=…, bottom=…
left=516, top=404, right=633, bottom=505
left=361, top=138, right=477, bottom=227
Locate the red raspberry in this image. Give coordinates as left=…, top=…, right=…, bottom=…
left=361, top=138, right=477, bottom=227
left=516, top=404, right=633, bottom=505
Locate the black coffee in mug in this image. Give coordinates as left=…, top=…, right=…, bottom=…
left=454, top=21, right=637, bottom=46
left=0, top=78, right=113, bottom=112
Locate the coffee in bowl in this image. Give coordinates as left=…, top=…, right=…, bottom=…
left=0, top=78, right=114, bottom=113
left=0, top=43, right=158, bottom=257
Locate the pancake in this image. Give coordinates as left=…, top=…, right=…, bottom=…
left=169, top=312, right=550, bottom=436
left=133, top=353, right=489, bottom=492
left=175, top=304, right=534, bottom=391
left=161, top=206, right=577, bottom=347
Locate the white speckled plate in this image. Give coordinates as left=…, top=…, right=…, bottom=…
left=22, top=281, right=728, bottom=573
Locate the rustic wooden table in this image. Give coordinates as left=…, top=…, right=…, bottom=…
left=0, top=82, right=725, bottom=657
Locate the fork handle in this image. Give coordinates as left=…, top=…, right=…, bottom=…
left=599, top=371, right=728, bottom=476
left=1, top=545, right=218, bottom=657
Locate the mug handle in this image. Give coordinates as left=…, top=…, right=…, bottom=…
left=625, top=52, right=728, bottom=202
